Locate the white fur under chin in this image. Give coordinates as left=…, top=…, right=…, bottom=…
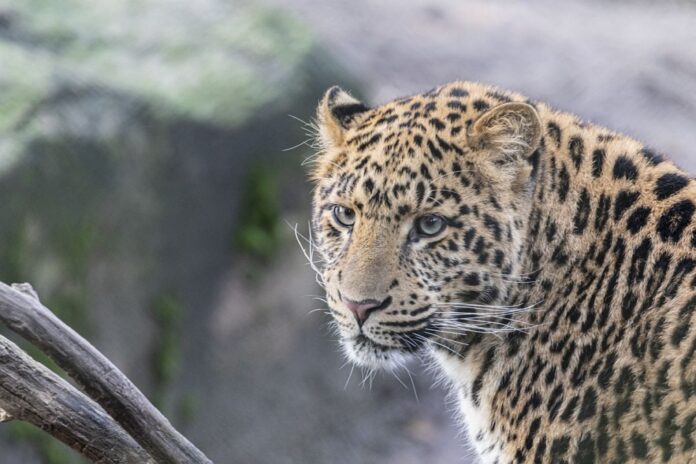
left=432, top=350, right=506, bottom=464
left=341, top=338, right=507, bottom=463
left=340, top=337, right=411, bottom=371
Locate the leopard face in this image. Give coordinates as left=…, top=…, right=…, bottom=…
left=310, top=85, right=542, bottom=368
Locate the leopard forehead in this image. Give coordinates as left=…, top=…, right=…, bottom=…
left=312, top=82, right=537, bottom=219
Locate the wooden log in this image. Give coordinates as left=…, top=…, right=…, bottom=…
left=0, top=282, right=212, bottom=464
left=0, top=334, right=153, bottom=463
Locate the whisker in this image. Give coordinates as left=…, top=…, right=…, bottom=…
left=402, top=362, right=420, bottom=403
left=390, top=369, right=409, bottom=391
left=424, top=330, right=469, bottom=347
left=344, top=363, right=356, bottom=390
left=283, top=138, right=312, bottom=152
left=415, top=333, right=463, bottom=360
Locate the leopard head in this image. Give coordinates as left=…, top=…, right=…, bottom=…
left=309, top=83, right=542, bottom=368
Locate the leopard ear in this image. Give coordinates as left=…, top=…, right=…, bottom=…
left=316, top=86, right=370, bottom=149
left=469, top=102, right=542, bottom=161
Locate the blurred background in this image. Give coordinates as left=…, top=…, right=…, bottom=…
left=0, top=0, right=695, bottom=462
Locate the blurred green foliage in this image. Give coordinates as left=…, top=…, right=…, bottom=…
left=150, top=293, right=184, bottom=410
left=235, top=165, right=282, bottom=260
left=0, top=0, right=314, bottom=136
left=176, top=392, right=199, bottom=428
left=7, top=423, right=81, bottom=464
left=0, top=217, right=93, bottom=463
left=1, top=224, right=26, bottom=284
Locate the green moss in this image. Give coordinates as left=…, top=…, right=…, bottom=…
left=150, top=293, right=184, bottom=410
left=0, top=221, right=27, bottom=284
left=0, top=42, right=54, bottom=134
left=235, top=165, right=282, bottom=260
left=176, top=393, right=198, bottom=428
left=46, top=290, right=89, bottom=336
left=54, top=220, right=96, bottom=278
left=43, top=219, right=95, bottom=336
left=0, top=1, right=315, bottom=128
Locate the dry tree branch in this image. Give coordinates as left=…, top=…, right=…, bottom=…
left=0, top=334, right=153, bottom=463
left=0, top=281, right=212, bottom=464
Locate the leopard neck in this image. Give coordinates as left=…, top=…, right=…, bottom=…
left=517, top=105, right=684, bottom=321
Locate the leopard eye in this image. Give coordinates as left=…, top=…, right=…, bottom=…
left=415, top=214, right=446, bottom=237
left=332, top=205, right=356, bottom=227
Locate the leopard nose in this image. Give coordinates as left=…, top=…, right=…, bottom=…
left=341, top=295, right=392, bottom=327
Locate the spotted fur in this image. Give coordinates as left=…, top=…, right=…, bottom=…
left=309, top=81, right=696, bottom=463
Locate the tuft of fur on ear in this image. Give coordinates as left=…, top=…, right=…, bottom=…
left=469, top=102, right=542, bottom=162
left=316, top=86, right=370, bottom=149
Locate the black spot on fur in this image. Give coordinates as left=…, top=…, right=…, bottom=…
left=574, top=434, right=596, bottom=464
left=331, top=103, right=370, bottom=126
left=597, top=353, right=617, bottom=390
left=577, top=387, right=597, bottom=421
left=614, top=190, right=640, bottom=221
left=558, top=165, right=570, bottom=203
left=464, top=273, right=480, bottom=286
left=525, top=417, right=541, bottom=450
left=449, top=87, right=469, bottom=97
left=626, top=207, right=651, bottom=234
left=427, top=139, right=443, bottom=160
left=363, top=178, right=374, bottom=194
left=415, top=182, right=425, bottom=206
left=568, top=136, right=584, bottom=170
left=473, top=100, right=490, bottom=112
left=592, top=149, right=605, bottom=177
left=560, top=396, right=579, bottom=422
left=627, top=238, right=652, bottom=286
left=657, top=199, right=695, bottom=243
left=547, top=122, right=562, bottom=148
left=658, top=404, right=678, bottom=461
left=573, top=188, right=591, bottom=234
left=484, top=214, right=502, bottom=241
left=357, top=133, right=382, bottom=152
left=640, top=147, right=665, bottom=165
left=594, top=194, right=611, bottom=231
left=429, top=118, right=446, bottom=131
left=550, top=436, right=570, bottom=460
left=631, top=431, right=648, bottom=458
left=655, top=173, right=689, bottom=200
left=613, top=156, right=638, bottom=181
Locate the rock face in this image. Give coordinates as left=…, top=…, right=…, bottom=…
left=0, top=1, right=366, bottom=462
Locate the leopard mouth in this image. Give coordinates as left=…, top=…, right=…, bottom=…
left=342, top=334, right=408, bottom=369
left=353, top=334, right=397, bottom=351
left=351, top=327, right=431, bottom=355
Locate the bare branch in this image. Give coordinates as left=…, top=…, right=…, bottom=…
left=0, top=282, right=212, bottom=464
left=0, top=334, right=153, bottom=463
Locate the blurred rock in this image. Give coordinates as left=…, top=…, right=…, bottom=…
left=0, top=0, right=356, bottom=461
left=262, top=0, right=696, bottom=172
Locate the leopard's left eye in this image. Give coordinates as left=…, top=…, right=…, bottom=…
left=332, top=205, right=356, bottom=227
left=415, top=214, right=446, bottom=237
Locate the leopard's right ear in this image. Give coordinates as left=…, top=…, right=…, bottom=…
left=316, top=86, right=370, bottom=149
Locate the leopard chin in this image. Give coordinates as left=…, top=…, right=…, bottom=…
left=341, top=334, right=414, bottom=370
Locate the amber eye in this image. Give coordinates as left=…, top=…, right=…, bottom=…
left=415, top=214, right=446, bottom=237
left=332, top=205, right=356, bottom=227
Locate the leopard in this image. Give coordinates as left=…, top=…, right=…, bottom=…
left=307, top=81, right=696, bottom=463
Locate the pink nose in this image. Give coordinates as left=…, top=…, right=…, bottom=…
left=342, top=295, right=392, bottom=326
